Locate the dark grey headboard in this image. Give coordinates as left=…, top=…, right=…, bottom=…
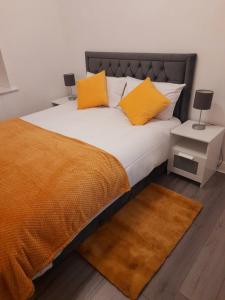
left=85, top=51, right=197, bottom=122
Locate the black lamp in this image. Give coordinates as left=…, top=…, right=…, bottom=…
left=192, top=89, right=213, bottom=130
left=64, top=73, right=76, bottom=100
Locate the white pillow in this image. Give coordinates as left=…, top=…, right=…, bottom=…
left=87, top=72, right=127, bottom=108
left=123, top=76, right=185, bottom=120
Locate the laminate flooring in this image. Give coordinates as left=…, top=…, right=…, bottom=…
left=34, top=172, right=225, bottom=300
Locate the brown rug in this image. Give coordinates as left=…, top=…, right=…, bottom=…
left=77, top=183, right=203, bottom=299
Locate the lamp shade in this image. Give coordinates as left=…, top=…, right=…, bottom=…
left=64, top=73, right=75, bottom=86
left=193, top=89, right=213, bottom=110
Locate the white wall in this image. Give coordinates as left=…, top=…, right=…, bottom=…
left=60, top=0, right=225, bottom=154
left=0, top=0, right=72, bottom=120
left=1, top=0, right=225, bottom=154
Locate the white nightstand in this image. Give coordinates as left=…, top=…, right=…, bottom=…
left=51, top=97, right=75, bottom=106
left=168, top=120, right=225, bottom=187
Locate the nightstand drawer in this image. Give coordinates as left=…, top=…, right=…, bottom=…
left=168, top=148, right=206, bottom=183
left=174, top=155, right=199, bottom=174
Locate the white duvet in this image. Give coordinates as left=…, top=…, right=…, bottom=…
left=22, top=101, right=180, bottom=187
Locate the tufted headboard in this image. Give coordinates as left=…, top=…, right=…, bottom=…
left=85, top=51, right=197, bottom=122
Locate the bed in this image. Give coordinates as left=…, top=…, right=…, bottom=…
left=0, top=52, right=197, bottom=299
left=29, top=51, right=196, bottom=273
left=44, top=51, right=197, bottom=258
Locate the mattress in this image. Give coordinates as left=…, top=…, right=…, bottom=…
left=22, top=101, right=180, bottom=187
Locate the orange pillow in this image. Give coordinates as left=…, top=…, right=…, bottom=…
left=77, top=71, right=108, bottom=109
left=119, top=78, right=171, bottom=125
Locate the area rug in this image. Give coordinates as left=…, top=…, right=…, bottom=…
left=77, top=183, right=203, bottom=299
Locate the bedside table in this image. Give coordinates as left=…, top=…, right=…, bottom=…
left=51, top=97, right=75, bottom=106
left=168, top=120, right=225, bottom=187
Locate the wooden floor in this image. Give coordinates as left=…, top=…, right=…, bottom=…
left=34, top=172, right=225, bottom=300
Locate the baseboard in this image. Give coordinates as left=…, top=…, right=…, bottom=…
left=217, top=161, right=225, bottom=174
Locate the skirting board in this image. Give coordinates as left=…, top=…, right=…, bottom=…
left=217, top=161, right=225, bottom=174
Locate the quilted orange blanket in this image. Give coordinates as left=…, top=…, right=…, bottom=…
left=0, top=119, right=130, bottom=300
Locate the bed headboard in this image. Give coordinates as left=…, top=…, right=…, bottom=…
left=85, top=51, right=197, bottom=122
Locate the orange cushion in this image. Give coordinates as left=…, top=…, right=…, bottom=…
left=119, top=78, right=171, bottom=125
left=77, top=71, right=108, bottom=109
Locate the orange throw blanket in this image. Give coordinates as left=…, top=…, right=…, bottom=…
left=0, top=119, right=130, bottom=300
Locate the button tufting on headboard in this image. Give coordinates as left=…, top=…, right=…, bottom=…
left=85, top=52, right=197, bottom=122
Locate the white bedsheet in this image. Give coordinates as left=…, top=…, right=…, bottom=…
left=22, top=101, right=180, bottom=187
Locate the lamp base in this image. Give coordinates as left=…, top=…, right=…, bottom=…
left=68, top=95, right=76, bottom=101
left=68, top=85, right=76, bottom=101
left=192, top=123, right=206, bottom=130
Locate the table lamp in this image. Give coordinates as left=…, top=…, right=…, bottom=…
left=192, top=89, right=213, bottom=130
left=64, top=73, right=76, bottom=100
